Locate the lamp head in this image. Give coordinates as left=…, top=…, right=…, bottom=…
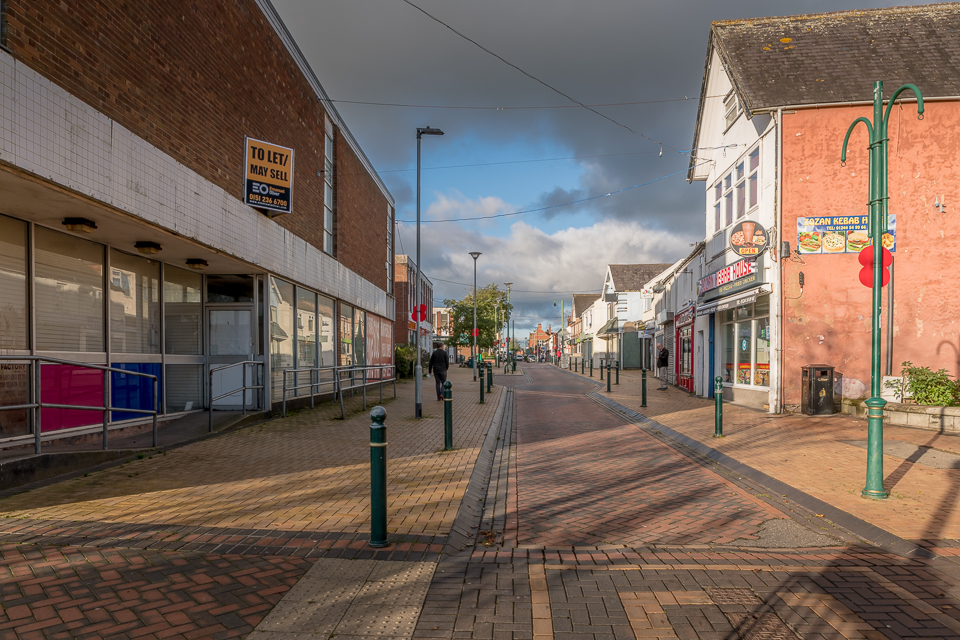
left=469, top=251, right=481, bottom=260
left=417, top=126, right=444, bottom=138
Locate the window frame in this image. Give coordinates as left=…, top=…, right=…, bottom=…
left=719, top=296, right=770, bottom=388
left=723, top=91, right=741, bottom=131
left=710, top=144, right=760, bottom=233
left=323, top=131, right=335, bottom=256
left=0, top=0, right=8, bottom=51
left=386, top=206, right=394, bottom=294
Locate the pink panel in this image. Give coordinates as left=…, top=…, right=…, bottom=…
left=41, top=364, right=105, bottom=432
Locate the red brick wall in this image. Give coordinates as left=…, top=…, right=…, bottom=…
left=6, top=0, right=390, bottom=287
left=336, top=137, right=390, bottom=289
left=781, top=102, right=960, bottom=405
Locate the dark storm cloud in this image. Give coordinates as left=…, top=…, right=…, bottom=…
left=270, top=0, right=933, bottom=334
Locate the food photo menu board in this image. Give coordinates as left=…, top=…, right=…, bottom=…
left=796, top=214, right=897, bottom=254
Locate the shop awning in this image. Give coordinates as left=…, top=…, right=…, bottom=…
left=596, top=317, right=619, bottom=337
left=696, top=286, right=768, bottom=317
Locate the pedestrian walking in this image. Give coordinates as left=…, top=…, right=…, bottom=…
left=656, top=342, right=669, bottom=390
left=428, top=343, right=449, bottom=401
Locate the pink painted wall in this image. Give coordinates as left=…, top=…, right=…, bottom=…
left=41, top=364, right=104, bottom=431
left=781, top=101, right=960, bottom=407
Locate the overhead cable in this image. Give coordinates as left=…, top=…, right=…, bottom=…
left=329, top=94, right=728, bottom=110
left=396, top=161, right=711, bottom=223
left=401, top=0, right=685, bottom=155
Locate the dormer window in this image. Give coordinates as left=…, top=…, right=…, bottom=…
left=724, top=91, right=741, bottom=130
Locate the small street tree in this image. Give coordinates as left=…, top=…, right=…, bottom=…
left=444, top=284, right=512, bottom=352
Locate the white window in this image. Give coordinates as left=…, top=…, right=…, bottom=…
left=323, top=132, right=335, bottom=255
left=711, top=146, right=759, bottom=232
left=386, top=206, right=394, bottom=294
left=724, top=91, right=741, bottom=129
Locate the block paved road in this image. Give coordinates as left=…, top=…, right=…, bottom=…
left=415, top=364, right=960, bottom=640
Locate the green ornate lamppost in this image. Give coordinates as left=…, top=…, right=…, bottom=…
left=840, top=80, right=924, bottom=499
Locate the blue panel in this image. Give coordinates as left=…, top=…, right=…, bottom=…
left=111, top=363, right=161, bottom=422
left=708, top=315, right=716, bottom=399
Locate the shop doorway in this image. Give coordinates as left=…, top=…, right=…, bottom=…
left=207, top=306, right=256, bottom=409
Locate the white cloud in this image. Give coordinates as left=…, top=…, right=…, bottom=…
left=413, top=213, right=695, bottom=334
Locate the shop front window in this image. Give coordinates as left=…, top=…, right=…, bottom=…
left=109, top=249, right=160, bottom=354
left=719, top=296, right=769, bottom=388
left=680, top=326, right=692, bottom=376
left=0, top=214, right=27, bottom=349
left=722, top=320, right=735, bottom=383
left=269, top=277, right=295, bottom=401
left=35, top=226, right=104, bottom=352
left=755, top=317, right=770, bottom=386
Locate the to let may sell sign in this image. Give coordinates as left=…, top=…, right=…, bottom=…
left=245, top=137, right=294, bottom=215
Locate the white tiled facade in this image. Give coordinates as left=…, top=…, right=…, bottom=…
left=0, top=50, right=391, bottom=319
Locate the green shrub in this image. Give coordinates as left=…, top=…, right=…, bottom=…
left=887, top=361, right=960, bottom=406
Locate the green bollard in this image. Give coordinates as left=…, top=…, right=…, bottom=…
left=714, top=376, right=724, bottom=438
left=443, top=381, right=453, bottom=451
left=479, top=374, right=485, bottom=404
left=486, top=362, right=493, bottom=392
left=606, top=361, right=611, bottom=393
left=641, top=368, right=647, bottom=407
left=589, top=358, right=593, bottom=377
left=368, top=406, right=389, bottom=547
left=615, top=361, right=620, bottom=385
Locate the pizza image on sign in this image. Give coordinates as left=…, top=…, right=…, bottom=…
left=244, top=137, right=294, bottom=214
left=729, top=220, right=767, bottom=257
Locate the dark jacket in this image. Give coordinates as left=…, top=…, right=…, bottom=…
left=428, top=348, right=449, bottom=375
left=657, top=347, right=669, bottom=368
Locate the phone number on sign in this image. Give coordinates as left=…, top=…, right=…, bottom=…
left=248, top=193, right=289, bottom=208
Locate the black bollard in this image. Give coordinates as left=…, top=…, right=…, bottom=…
left=368, top=406, right=389, bottom=548
left=600, top=359, right=604, bottom=380
left=615, top=361, right=620, bottom=385
left=443, top=381, right=453, bottom=450
left=606, top=361, right=611, bottom=393
left=589, top=358, right=593, bottom=377
left=479, top=373, right=485, bottom=404
left=486, top=362, right=493, bottom=392
left=714, top=376, right=724, bottom=437
left=641, top=368, right=647, bottom=407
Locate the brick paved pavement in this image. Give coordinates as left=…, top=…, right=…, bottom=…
left=562, top=365, right=960, bottom=549
left=6, top=361, right=960, bottom=639
left=412, top=364, right=960, bottom=640
left=0, top=367, right=503, bottom=639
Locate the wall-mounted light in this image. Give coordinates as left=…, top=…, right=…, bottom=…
left=62, top=217, right=97, bottom=233
left=134, top=241, right=162, bottom=255
left=186, top=258, right=208, bottom=270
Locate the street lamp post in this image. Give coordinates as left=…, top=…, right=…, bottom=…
left=469, top=252, right=482, bottom=381
left=415, top=126, right=444, bottom=419
left=841, top=81, right=923, bottom=499
left=504, top=283, right=512, bottom=362
left=494, top=301, right=500, bottom=366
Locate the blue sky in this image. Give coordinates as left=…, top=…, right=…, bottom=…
left=270, top=0, right=929, bottom=336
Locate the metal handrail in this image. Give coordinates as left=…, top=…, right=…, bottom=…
left=0, top=355, right=159, bottom=454
left=208, top=361, right=264, bottom=432
left=281, top=363, right=396, bottom=419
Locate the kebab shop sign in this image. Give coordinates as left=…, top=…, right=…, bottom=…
left=698, top=258, right=758, bottom=301
left=729, top=220, right=768, bottom=257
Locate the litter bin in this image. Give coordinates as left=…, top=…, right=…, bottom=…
left=801, top=364, right=834, bottom=415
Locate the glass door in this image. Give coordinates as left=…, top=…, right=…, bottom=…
left=207, top=306, right=255, bottom=409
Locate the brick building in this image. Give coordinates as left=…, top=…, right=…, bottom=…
left=393, top=255, right=433, bottom=354
left=528, top=323, right=553, bottom=360
left=0, top=0, right=396, bottom=444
